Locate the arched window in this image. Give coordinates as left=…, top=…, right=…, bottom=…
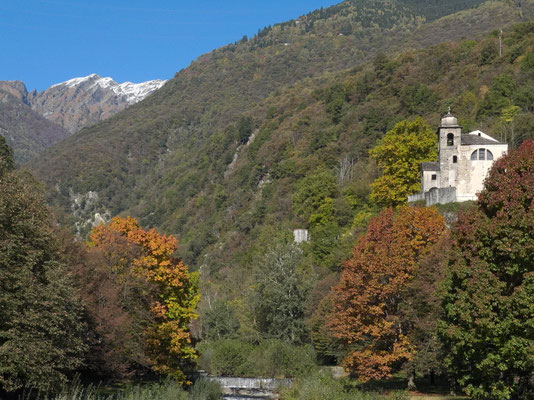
left=471, top=148, right=494, bottom=161
left=447, top=133, right=454, bottom=146
left=453, top=155, right=458, bottom=163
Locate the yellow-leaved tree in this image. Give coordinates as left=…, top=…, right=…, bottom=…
left=89, top=216, right=199, bottom=383
left=369, top=117, right=437, bottom=207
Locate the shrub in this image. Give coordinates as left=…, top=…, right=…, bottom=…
left=280, top=369, right=389, bottom=400
left=197, top=339, right=317, bottom=378
left=197, top=339, right=253, bottom=376
left=238, top=340, right=317, bottom=378
left=188, top=379, right=222, bottom=400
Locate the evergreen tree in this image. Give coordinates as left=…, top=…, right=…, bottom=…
left=202, top=300, right=240, bottom=341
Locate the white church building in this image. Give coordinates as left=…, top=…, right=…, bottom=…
left=408, top=113, right=508, bottom=206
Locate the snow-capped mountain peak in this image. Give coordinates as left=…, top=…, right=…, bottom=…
left=29, top=74, right=167, bottom=133
left=51, top=74, right=166, bottom=105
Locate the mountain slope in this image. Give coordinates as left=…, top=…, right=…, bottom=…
left=0, top=75, right=165, bottom=161
left=28, top=74, right=166, bottom=133
left=31, top=0, right=533, bottom=255
left=0, top=89, right=70, bottom=163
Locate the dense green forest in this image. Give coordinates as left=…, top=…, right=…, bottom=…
left=31, top=0, right=533, bottom=233
left=2, top=1, right=534, bottom=398
left=38, top=21, right=534, bottom=280
left=29, top=0, right=534, bottom=272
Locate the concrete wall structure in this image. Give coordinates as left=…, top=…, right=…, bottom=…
left=293, top=229, right=309, bottom=244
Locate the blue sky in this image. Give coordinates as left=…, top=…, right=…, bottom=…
left=1, top=0, right=340, bottom=91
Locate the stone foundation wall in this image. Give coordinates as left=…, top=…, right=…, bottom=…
left=408, top=187, right=457, bottom=206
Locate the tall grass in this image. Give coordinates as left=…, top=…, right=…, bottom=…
left=280, top=370, right=410, bottom=400
left=21, top=378, right=220, bottom=400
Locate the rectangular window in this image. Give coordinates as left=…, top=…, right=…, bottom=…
left=479, top=148, right=485, bottom=160
left=431, top=174, right=437, bottom=180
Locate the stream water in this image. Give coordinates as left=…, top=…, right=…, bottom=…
left=204, top=376, right=292, bottom=400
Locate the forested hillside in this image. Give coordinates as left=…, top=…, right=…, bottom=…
left=0, top=88, right=70, bottom=163
left=4, top=1, right=534, bottom=397
left=28, top=0, right=534, bottom=327
left=31, top=0, right=531, bottom=232
left=158, top=20, right=534, bottom=296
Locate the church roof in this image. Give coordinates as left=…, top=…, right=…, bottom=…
left=461, top=134, right=505, bottom=146
left=422, top=162, right=439, bottom=171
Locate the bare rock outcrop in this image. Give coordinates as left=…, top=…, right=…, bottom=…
left=27, top=74, right=166, bottom=133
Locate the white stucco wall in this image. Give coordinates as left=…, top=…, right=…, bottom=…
left=422, top=170, right=439, bottom=193
left=456, top=144, right=508, bottom=199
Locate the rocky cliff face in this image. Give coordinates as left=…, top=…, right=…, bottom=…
left=27, top=74, right=166, bottom=133
left=0, top=81, right=29, bottom=104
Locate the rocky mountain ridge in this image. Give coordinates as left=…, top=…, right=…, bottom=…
left=0, top=75, right=165, bottom=160
left=1, top=75, right=166, bottom=134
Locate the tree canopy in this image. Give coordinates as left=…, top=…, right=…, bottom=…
left=329, top=206, right=447, bottom=381
left=440, top=140, right=534, bottom=400
left=369, top=118, right=437, bottom=207
left=0, top=143, right=85, bottom=394
left=89, top=217, right=199, bottom=383
left=252, top=243, right=312, bottom=344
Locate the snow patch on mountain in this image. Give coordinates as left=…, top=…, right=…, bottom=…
left=52, top=74, right=166, bottom=104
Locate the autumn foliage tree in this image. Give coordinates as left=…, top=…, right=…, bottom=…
left=399, top=234, right=452, bottom=384
left=370, top=118, right=437, bottom=207
left=59, top=231, right=144, bottom=380
left=89, top=217, right=199, bottom=383
left=439, top=140, right=534, bottom=400
left=329, top=206, right=447, bottom=382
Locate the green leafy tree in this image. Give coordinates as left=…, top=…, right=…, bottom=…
left=500, top=105, right=521, bottom=147
left=201, top=300, right=240, bottom=341
left=0, top=143, right=85, bottom=394
left=439, top=140, right=534, bottom=400
left=310, top=293, right=344, bottom=365
left=253, top=243, right=313, bottom=344
left=399, top=234, right=452, bottom=386
left=369, top=118, right=437, bottom=207
left=399, top=83, right=437, bottom=115
left=478, top=74, right=516, bottom=117
left=293, top=170, right=338, bottom=226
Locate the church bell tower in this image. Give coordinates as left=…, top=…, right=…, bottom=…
left=437, top=111, right=461, bottom=188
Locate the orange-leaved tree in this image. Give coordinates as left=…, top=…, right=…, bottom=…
left=329, top=206, right=447, bottom=382
left=89, top=216, right=199, bottom=383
